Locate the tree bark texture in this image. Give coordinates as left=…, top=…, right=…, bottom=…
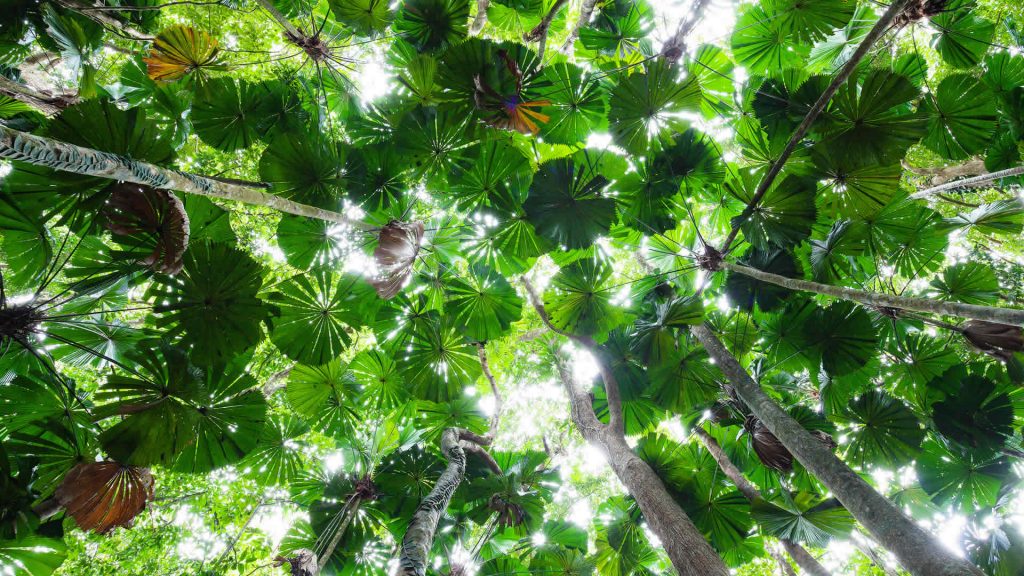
left=398, top=428, right=467, bottom=576
left=561, top=0, right=600, bottom=50
left=469, top=0, right=490, bottom=34
left=55, top=0, right=155, bottom=40
left=910, top=165, right=1024, bottom=199
left=691, top=323, right=984, bottom=576
left=550, top=359, right=730, bottom=576
left=0, top=76, right=69, bottom=115
left=721, top=260, right=1024, bottom=326
left=0, top=125, right=371, bottom=230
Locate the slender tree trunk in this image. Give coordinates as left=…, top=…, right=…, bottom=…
left=525, top=275, right=728, bottom=575
left=561, top=0, right=600, bottom=50
left=771, top=545, right=799, bottom=576
left=721, top=0, right=912, bottom=251
left=317, top=497, right=361, bottom=572
left=469, top=0, right=490, bottom=35
left=54, top=0, right=155, bottom=41
left=781, top=540, right=832, bottom=576
left=524, top=0, right=568, bottom=65
left=720, top=260, right=1024, bottom=326
left=550, top=360, right=730, bottom=576
left=0, top=125, right=371, bottom=230
left=692, top=428, right=832, bottom=576
left=852, top=531, right=902, bottom=576
left=662, top=0, right=712, bottom=60
left=0, top=76, right=70, bottom=115
left=909, top=165, right=1024, bottom=199
left=254, top=0, right=304, bottom=39
left=398, top=428, right=467, bottom=576
left=691, top=323, right=984, bottom=576
left=904, top=158, right=986, bottom=186
left=477, top=343, right=503, bottom=434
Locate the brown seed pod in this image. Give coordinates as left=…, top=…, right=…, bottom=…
left=370, top=220, right=425, bottom=299
left=962, top=320, right=1024, bottom=362
left=55, top=462, right=154, bottom=534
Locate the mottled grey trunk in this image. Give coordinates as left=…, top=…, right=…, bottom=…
left=254, top=0, right=303, bottom=39
left=721, top=0, right=912, bottom=250
left=398, top=428, right=466, bottom=576
left=469, top=0, right=490, bottom=34
left=602, top=430, right=730, bottom=576
left=781, top=539, right=832, bottom=576
left=54, top=0, right=154, bottom=41
left=527, top=276, right=729, bottom=575
left=0, top=125, right=370, bottom=229
left=691, top=323, right=984, bottom=576
left=910, top=165, right=1024, bottom=199
left=692, top=428, right=832, bottom=576
left=316, top=497, right=361, bottom=573
left=0, top=76, right=67, bottom=115
left=561, top=0, right=600, bottom=50
left=721, top=261, right=1024, bottom=326
left=551, top=361, right=729, bottom=576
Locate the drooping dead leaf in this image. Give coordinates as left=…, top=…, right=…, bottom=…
left=962, top=320, right=1024, bottom=362
left=103, top=183, right=190, bottom=274
left=744, top=415, right=793, bottom=472
left=55, top=462, right=154, bottom=534
left=370, top=220, right=425, bottom=299
left=744, top=416, right=836, bottom=472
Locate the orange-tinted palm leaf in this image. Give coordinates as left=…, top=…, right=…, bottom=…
left=56, top=462, right=155, bottom=534
left=144, top=25, right=222, bottom=83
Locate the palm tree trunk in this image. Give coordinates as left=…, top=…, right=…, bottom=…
left=552, top=360, right=730, bottom=576
left=0, top=125, right=371, bottom=230
left=692, top=427, right=832, bottom=576
left=909, top=165, right=1024, bottom=199
left=54, top=0, right=155, bottom=41
left=690, top=323, right=984, bottom=576
left=524, top=276, right=729, bottom=576
left=254, top=0, right=304, bottom=39
left=721, top=0, right=912, bottom=251
left=398, top=428, right=467, bottom=576
left=721, top=260, right=1024, bottom=326
left=317, top=497, right=361, bottom=572
left=561, top=0, right=600, bottom=50
left=469, top=0, right=490, bottom=35
left=0, top=76, right=69, bottom=116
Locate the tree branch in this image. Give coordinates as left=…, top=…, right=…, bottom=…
left=254, top=0, right=304, bottom=39
left=720, top=260, right=1024, bottom=326
left=461, top=441, right=503, bottom=475
left=904, top=158, right=986, bottom=186
left=0, top=76, right=74, bottom=116
left=54, top=0, right=155, bottom=41
left=524, top=0, right=568, bottom=65
left=662, top=0, right=712, bottom=61
left=470, top=0, right=490, bottom=35
left=561, top=0, right=600, bottom=51
left=0, top=125, right=372, bottom=230
left=909, top=165, right=1024, bottom=200
left=476, top=343, right=503, bottom=435
left=721, top=0, right=912, bottom=252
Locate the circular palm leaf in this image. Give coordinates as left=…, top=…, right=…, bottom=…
left=55, top=462, right=154, bottom=534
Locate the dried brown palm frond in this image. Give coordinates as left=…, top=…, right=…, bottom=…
left=744, top=415, right=793, bottom=472
left=371, top=220, right=425, bottom=299
left=962, top=320, right=1024, bottom=362
left=103, top=183, right=190, bottom=274
left=55, top=462, right=154, bottom=534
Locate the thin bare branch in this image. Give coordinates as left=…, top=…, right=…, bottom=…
left=909, top=165, right=1024, bottom=199
left=721, top=0, right=913, bottom=252
left=476, top=343, right=504, bottom=435
left=470, top=0, right=490, bottom=35
left=561, top=0, right=600, bottom=51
